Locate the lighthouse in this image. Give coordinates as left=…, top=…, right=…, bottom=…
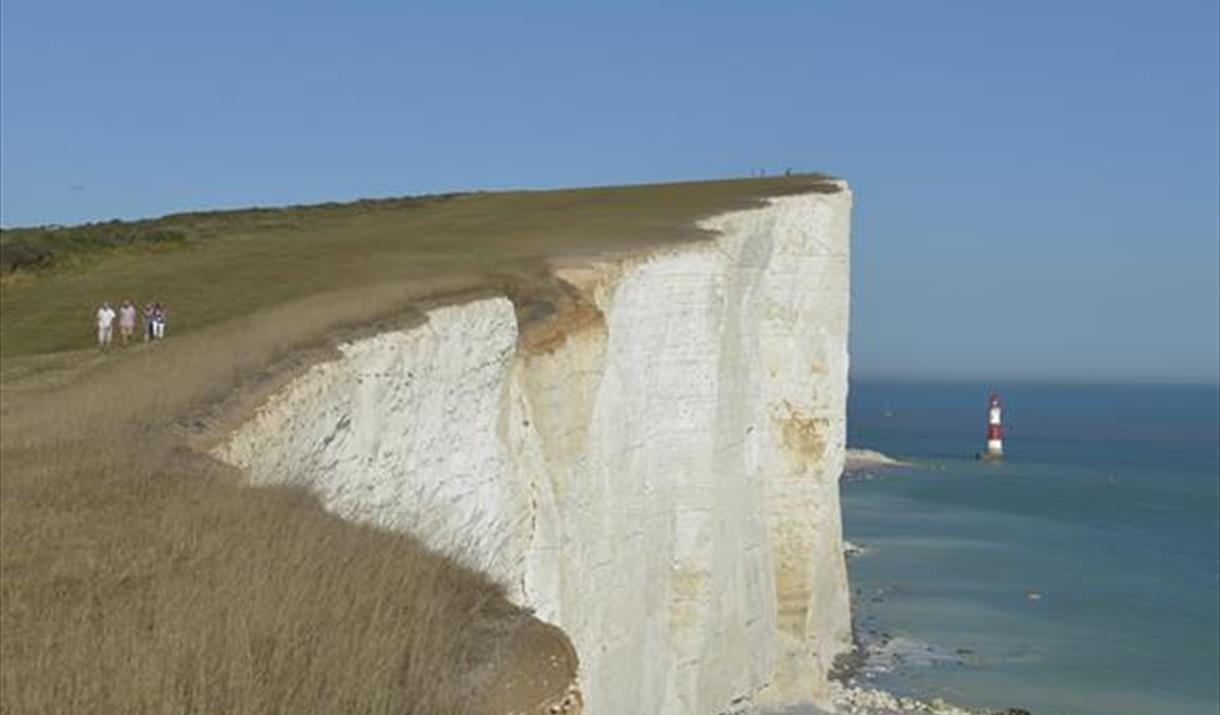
left=979, top=392, right=1004, bottom=461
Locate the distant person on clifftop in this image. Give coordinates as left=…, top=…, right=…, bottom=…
left=118, top=300, right=137, bottom=345
left=143, top=303, right=155, bottom=342
left=152, top=302, right=167, bottom=340
left=95, top=301, right=116, bottom=350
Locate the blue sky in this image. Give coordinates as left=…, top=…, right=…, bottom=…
left=2, top=1, right=1217, bottom=381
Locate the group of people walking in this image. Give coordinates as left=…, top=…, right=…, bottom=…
left=95, top=300, right=168, bottom=349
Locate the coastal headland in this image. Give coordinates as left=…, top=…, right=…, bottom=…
left=3, top=175, right=858, bottom=714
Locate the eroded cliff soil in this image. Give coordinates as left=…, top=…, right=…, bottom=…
left=214, top=186, right=853, bottom=714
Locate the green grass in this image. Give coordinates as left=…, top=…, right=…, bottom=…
left=0, top=223, right=187, bottom=274
left=1, top=175, right=836, bottom=358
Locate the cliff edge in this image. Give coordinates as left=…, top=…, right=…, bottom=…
left=213, top=184, right=853, bottom=714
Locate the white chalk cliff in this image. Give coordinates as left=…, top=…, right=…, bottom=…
left=214, top=186, right=854, bottom=714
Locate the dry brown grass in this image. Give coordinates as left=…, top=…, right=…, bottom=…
left=0, top=175, right=836, bottom=714
left=1, top=284, right=551, bottom=714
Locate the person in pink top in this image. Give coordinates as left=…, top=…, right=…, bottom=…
left=118, top=300, right=137, bottom=345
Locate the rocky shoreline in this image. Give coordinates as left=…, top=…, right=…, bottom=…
left=833, top=450, right=1032, bottom=715
left=828, top=681, right=1030, bottom=715
left=822, top=641, right=1031, bottom=715
left=766, top=682, right=1029, bottom=715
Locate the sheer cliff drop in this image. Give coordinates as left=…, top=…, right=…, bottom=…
left=213, top=182, right=854, bottom=714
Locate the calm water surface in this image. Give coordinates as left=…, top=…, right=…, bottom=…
left=842, top=381, right=1219, bottom=715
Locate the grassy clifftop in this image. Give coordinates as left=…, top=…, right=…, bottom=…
left=0, top=175, right=836, bottom=714
left=1, top=175, right=835, bottom=358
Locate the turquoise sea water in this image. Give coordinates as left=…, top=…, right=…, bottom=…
left=842, top=381, right=1219, bottom=715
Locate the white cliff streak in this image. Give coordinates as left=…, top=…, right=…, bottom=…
left=214, top=186, right=853, bottom=714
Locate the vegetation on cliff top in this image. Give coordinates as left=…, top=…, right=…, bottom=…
left=1, top=175, right=835, bottom=357
left=0, top=175, right=835, bottom=713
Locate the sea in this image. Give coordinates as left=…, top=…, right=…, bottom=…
left=842, top=380, right=1220, bottom=715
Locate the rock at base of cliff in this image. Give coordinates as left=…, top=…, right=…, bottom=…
left=843, top=448, right=908, bottom=474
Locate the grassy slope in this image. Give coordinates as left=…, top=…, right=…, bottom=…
left=0, top=175, right=836, bottom=714
left=1, top=175, right=832, bottom=358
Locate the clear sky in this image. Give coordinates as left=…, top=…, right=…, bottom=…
left=2, top=1, right=1217, bottom=382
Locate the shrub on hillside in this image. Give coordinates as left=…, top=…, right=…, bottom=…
left=0, top=226, right=186, bottom=274
left=0, top=240, right=54, bottom=274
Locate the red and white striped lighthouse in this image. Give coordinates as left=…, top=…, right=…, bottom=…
left=981, top=392, right=1004, bottom=460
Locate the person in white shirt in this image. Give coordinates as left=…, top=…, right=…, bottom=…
left=96, top=302, right=116, bottom=349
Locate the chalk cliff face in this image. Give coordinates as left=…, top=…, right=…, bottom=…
left=214, top=186, right=853, bottom=714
